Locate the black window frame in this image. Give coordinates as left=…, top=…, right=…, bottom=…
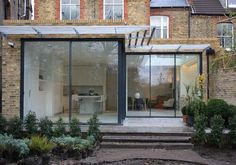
left=20, top=38, right=126, bottom=124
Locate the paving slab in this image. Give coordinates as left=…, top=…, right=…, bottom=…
left=81, top=149, right=216, bottom=165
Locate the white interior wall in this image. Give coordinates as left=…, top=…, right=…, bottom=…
left=180, top=63, right=198, bottom=97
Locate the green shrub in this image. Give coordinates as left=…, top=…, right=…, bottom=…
left=207, top=99, right=229, bottom=119
left=194, top=114, right=207, bottom=145
left=7, top=116, right=23, bottom=138
left=229, top=115, right=236, bottom=147
left=208, top=115, right=225, bottom=148
left=24, top=111, right=38, bottom=135
left=0, top=115, right=7, bottom=134
left=181, top=106, right=188, bottom=115
left=69, top=117, right=81, bottom=137
left=28, top=135, right=55, bottom=155
left=0, top=134, right=29, bottom=159
left=38, top=117, right=53, bottom=138
left=54, top=117, right=66, bottom=137
left=51, top=135, right=83, bottom=154
left=87, top=114, right=101, bottom=141
left=188, top=99, right=206, bottom=117
left=229, top=105, right=236, bottom=116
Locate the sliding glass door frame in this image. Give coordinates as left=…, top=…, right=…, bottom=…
left=20, top=38, right=125, bottom=124
left=125, top=51, right=203, bottom=118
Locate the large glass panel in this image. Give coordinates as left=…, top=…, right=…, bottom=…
left=150, top=55, right=175, bottom=116
left=127, top=55, right=150, bottom=116
left=71, top=42, right=118, bottom=123
left=24, top=42, right=69, bottom=122
left=176, top=54, right=199, bottom=117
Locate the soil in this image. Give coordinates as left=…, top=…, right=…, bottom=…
left=194, top=146, right=236, bottom=165
left=101, top=159, right=199, bottom=165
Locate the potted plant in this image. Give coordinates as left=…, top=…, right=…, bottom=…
left=181, top=106, right=188, bottom=123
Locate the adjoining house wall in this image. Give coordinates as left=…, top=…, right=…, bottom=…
left=190, top=15, right=226, bottom=38
left=210, top=69, right=236, bottom=106
left=151, top=8, right=189, bottom=38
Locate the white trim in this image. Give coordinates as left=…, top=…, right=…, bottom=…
left=103, top=0, right=124, bottom=20
left=31, top=0, right=35, bottom=20
left=150, top=16, right=169, bottom=39
left=217, top=23, right=234, bottom=50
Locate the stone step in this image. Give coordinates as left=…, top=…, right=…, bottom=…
left=102, top=135, right=191, bottom=143
left=101, top=132, right=193, bottom=137
left=101, top=142, right=194, bottom=149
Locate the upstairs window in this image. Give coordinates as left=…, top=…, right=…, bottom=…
left=150, top=16, right=169, bottom=39
left=228, top=0, right=236, bottom=8
left=61, top=0, right=80, bottom=20
left=217, top=23, right=234, bottom=50
left=104, top=0, right=124, bottom=20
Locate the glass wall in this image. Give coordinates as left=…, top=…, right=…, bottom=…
left=24, top=41, right=118, bottom=123
left=126, top=54, right=199, bottom=117
left=24, top=42, right=69, bottom=122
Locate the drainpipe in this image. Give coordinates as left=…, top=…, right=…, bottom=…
left=188, top=7, right=191, bottom=38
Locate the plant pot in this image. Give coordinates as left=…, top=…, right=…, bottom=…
left=182, top=115, right=188, bottom=123
left=81, top=151, right=87, bottom=159
left=187, top=116, right=194, bottom=127
left=42, top=154, right=50, bottom=165
left=0, top=158, right=6, bottom=165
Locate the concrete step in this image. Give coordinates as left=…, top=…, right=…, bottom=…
left=102, top=135, right=191, bottom=143
left=101, top=142, right=194, bottom=149
left=101, top=132, right=193, bottom=137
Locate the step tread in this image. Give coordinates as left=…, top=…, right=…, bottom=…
left=101, top=142, right=193, bottom=149
left=103, top=135, right=191, bottom=141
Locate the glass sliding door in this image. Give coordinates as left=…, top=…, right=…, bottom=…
left=176, top=54, right=200, bottom=116
left=126, top=55, right=150, bottom=116
left=24, top=42, right=69, bottom=122
left=150, top=55, right=175, bottom=116
left=71, top=41, right=118, bottom=123
left=126, top=54, right=200, bottom=117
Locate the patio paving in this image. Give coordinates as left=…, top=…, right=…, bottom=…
left=80, top=148, right=221, bottom=165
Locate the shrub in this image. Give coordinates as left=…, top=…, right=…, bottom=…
left=208, top=115, right=225, bottom=148
left=69, top=117, right=81, bottom=137
left=0, top=115, right=7, bottom=134
left=87, top=114, right=101, bottom=141
left=54, top=117, right=66, bottom=137
left=194, top=114, right=207, bottom=145
left=181, top=106, right=188, bottom=115
left=38, top=117, right=53, bottom=138
left=229, top=115, right=236, bottom=147
left=206, top=99, right=229, bottom=119
left=7, top=116, right=23, bottom=138
left=0, top=134, right=29, bottom=159
left=24, top=111, right=38, bottom=135
left=229, top=105, right=236, bottom=117
left=28, top=135, right=55, bottom=155
left=188, top=99, right=206, bottom=117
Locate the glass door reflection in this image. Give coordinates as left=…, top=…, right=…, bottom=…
left=127, top=55, right=150, bottom=116
left=150, top=55, right=175, bottom=117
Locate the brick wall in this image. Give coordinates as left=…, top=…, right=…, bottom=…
left=34, top=0, right=149, bottom=25
left=151, top=8, right=190, bottom=38
left=210, top=69, right=236, bottom=106
left=190, top=15, right=227, bottom=38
